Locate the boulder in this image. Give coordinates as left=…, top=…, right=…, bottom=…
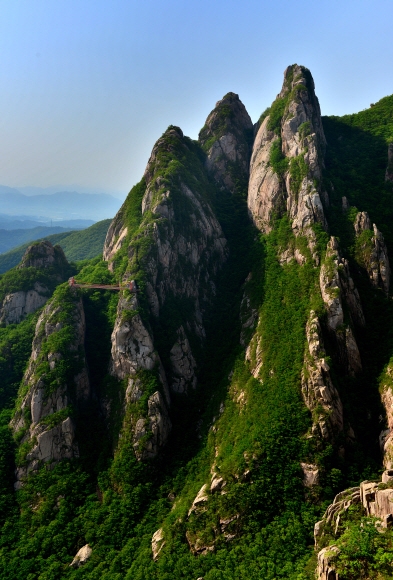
left=151, top=528, right=165, bottom=561
left=70, top=544, right=92, bottom=568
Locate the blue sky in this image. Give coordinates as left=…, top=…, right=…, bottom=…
left=0, top=0, right=392, bottom=197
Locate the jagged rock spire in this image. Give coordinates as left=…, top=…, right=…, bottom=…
left=354, top=211, right=390, bottom=295
left=199, top=92, right=253, bottom=195
left=104, top=124, right=229, bottom=460
left=248, top=64, right=328, bottom=234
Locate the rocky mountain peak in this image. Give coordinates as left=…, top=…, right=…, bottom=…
left=279, top=64, right=326, bottom=163
left=248, top=63, right=327, bottom=235
left=199, top=92, right=253, bottom=194
left=143, top=125, right=185, bottom=185
left=18, top=240, right=68, bottom=275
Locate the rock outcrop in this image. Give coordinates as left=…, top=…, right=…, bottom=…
left=386, top=143, right=393, bottom=183
left=70, top=544, right=92, bottom=568
left=315, top=475, right=393, bottom=578
left=301, top=311, right=344, bottom=440
left=169, top=326, right=197, bottom=393
left=319, top=237, right=363, bottom=375
left=0, top=282, right=49, bottom=325
left=18, top=241, right=68, bottom=275
left=248, top=64, right=327, bottom=235
left=0, top=241, right=70, bottom=325
left=354, top=211, right=390, bottom=295
left=317, top=546, right=340, bottom=580
left=104, top=126, right=228, bottom=460
left=199, top=92, right=253, bottom=195
left=11, top=287, right=89, bottom=488
left=151, top=528, right=165, bottom=561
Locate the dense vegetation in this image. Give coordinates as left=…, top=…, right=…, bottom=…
left=0, top=87, right=391, bottom=579
left=0, top=225, right=75, bottom=255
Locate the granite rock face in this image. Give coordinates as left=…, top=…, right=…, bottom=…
left=317, top=547, right=340, bottom=580
left=301, top=311, right=344, bottom=440
left=248, top=116, right=283, bottom=233
left=248, top=64, right=327, bottom=236
left=379, top=363, right=393, bottom=470
left=70, top=544, right=92, bottom=568
left=319, top=237, right=363, bottom=375
left=151, top=528, right=165, bottom=561
left=354, top=211, right=390, bottom=295
left=169, top=326, right=197, bottom=393
left=11, top=289, right=89, bottom=488
left=0, top=282, right=49, bottom=325
left=199, top=92, right=253, bottom=195
left=104, top=126, right=228, bottom=460
left=132, top=391, right=172, bottom=461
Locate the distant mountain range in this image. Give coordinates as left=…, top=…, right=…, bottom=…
left=0, top=225, right=78, bottom=254
left=0, top=214, right=94, bottom=230
left=0, top=186, right=123, bottom=221
left=0, top=219, right=111, bottom=272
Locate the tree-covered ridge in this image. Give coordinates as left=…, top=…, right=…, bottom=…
left=0, top=219, right=111, bottom=274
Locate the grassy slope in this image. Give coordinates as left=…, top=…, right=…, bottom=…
left=0, top=219, right=111, bottom=273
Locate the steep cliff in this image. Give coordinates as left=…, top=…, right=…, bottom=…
left=10, top=284, right=89, bottom=488
left=354, top=211, right=390, bottom=295
left=103, top=126, right=228, bottom=459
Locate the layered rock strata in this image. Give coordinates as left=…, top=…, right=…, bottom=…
left=354, top=211, right=390, bottom=295
left=11, top=288, right=89, bottom=488
left=248, top=64, right=327, bottom=236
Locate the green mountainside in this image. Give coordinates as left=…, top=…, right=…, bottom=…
left=0, top=66, right=392, bottom=579
left=0, top=219, right=111, bottom=273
